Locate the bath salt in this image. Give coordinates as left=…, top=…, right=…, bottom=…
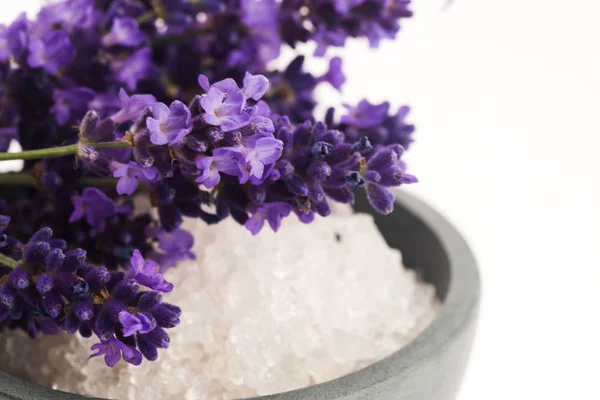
left=0, top=208, right=440, bottom=399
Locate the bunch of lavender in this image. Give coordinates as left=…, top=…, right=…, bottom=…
left=0, top=0, right=416, bottom=368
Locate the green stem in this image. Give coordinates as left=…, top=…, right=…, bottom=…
left=0, top=253, right=18, bottom=269
left=0, top=173, right=37, bottom=186
left=0, top=141, right=131, bottom=162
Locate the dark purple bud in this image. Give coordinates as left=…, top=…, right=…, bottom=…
left=31, top=227, right=53, bottom=243
left=1, top=284, right=17, bottom=307
left=364, top=170, right=382, bottom=184
left=73, top=299, right=94, bottom=321
left=367, top=148, right=398, bottom=172
left=142, top=326, right=170, bottom=348
left=71, top=279, right=90, bottom=300
left=79, top=323, right=93, bottom=338
left=345, top=171, right=366, bottom=189
left=103, top=299, right=128, bottom=322
left=52, top=273, right=80, bottom=296
left=324, top=186, right=354, bottom=204
left=24, top=241, right=51, bottom=264
left=137, top=291, right=163, bottom=311
left=379, top=169, right=404, bottom=187
left=182, top=135, right=208, bottom=152
left=311, top=122, right=327, bottom=139
left=133, top=130, right=155, bottom=167
left=94, top=312, right=115, bottom=340
left=188, top=95, right=202, bottom=117
left=61, top=248, right=87, bottom=273
left=311, top=141, right=334, bottom=160
left=308, top=184, right=326, bottom=203
left=84, top=267, right=110, bottom=292
left=366, top=184, right=395, bottom=215
left=35, top=274, right=53, bottom=294
left=49, top=239, right=67, bottom=250
left=137, top=335, right=158, bottom=361
left=78, top=111, right=100, bottom=139
left=44, top=248, right=65, bottom=271
left=350, top=136, right=373, bottom=154
left=64, top=311, right=81, bottom=334
left=307, top=161, right=331, bottom=182
left=111, top=279, right=139, bottom=303
left=276, top=160, right=295, bottom=180
left=312, top=199, right=331, bottom=217
left=41, top=292, right=63, bottom=318
left=9, top=268, right=30, bottom=289
left=151, top=303, right=181, bottom=328
left=285, top=175, right=309, bottom=197
left=158, top=204, right=182, bottom=232
left=248, top=185, right=266, bottom=204
left=206, top=127, right=224, bottom=144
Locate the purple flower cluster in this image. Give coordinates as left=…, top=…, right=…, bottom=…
left=0, top=222, right=179, bottom=367
left=0, top=0, right=417, bottom=368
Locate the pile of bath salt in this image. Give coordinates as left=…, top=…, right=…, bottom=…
left=0, top=207, right=440, bottom=400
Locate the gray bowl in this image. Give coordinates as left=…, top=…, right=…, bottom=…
left=0, top=191, right=480, bottom=400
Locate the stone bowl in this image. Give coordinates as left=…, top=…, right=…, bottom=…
left=0, top=191, right=480, bottom=400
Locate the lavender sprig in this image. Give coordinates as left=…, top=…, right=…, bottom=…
left=0, top=0, right=417, bottom=368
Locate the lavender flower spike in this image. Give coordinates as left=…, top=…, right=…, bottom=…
left=126, top=250, right=173, bottom=293
left=147, top=101, right=193, bottom=146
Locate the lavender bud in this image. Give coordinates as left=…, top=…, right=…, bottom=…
left=307, top=161, right=331, bottom=182
left=41, top=292, right=63, bottom=318
left=35, top=273, right=53, bottom=294
left=44, top=248, right=65, bottom=271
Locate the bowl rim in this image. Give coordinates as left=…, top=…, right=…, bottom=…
left=0, top=191, right=480, bottom=400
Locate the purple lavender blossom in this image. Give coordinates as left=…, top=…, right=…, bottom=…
left=318, top=57, right=346, bottom=90
left=51, top=88, right=96, bottom=126
left=236, top=135, right=284, bottom=184
left=146, top=101, right=193, bottom=145
left=126, top=250, right=173, bottom=293
left=245, top=202, right=292, bottom=235
left=341, top=100, right=390, bottom=129
left=156, top=229, right=195, bottom=270
left=4, top=13, right=28, bottom=59
left=199, top=73, right=270, bottom=132
left=195, top=148, right=244, bottom=189
left=200, top=81, right=248, bottom=132
left=69, top=188, right=129, bottom=236
left=27, top=29, right=75, bottom=75
left=111, top=161, right=159, bottom=195
left=118, top=311, right=156, bottom=337
left=110, top=88, right=156, bottom=124
left=102, top=17, right=145, bottom=47
left=90, top=337, right=143, bottom=367
left=112, top=47, right=153, bottom=91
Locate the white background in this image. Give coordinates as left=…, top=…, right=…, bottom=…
left=2, top=1, right=600, bottom=399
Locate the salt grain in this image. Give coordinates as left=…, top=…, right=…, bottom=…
left=0, top=208, right=440, bottom=399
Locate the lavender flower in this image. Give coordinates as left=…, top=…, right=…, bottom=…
left=126, top=250, right=173, bottom=293
left=110, top=88, right=156, bottom=125
left=112, top=47, right=153, bottom=91
left=147, top=101, right=193, bottom=145
left=27, top=30, right=75, bottom=75
left=69, top=188, right=129, bottom=236
left=111, top=161, right=159, bottom=195
left=51, top=88, right=95, bottom=126
left=90, top=337, right=142, bottom=367
left=102, top=18, right=145, bottom=47
left=154, top=229, right=195, bottom=270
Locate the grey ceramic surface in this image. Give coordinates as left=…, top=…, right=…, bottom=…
left=0, top=191, right=480, bottom=400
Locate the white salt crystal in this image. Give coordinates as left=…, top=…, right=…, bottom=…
left=0, top=208, right=440, bottom=399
